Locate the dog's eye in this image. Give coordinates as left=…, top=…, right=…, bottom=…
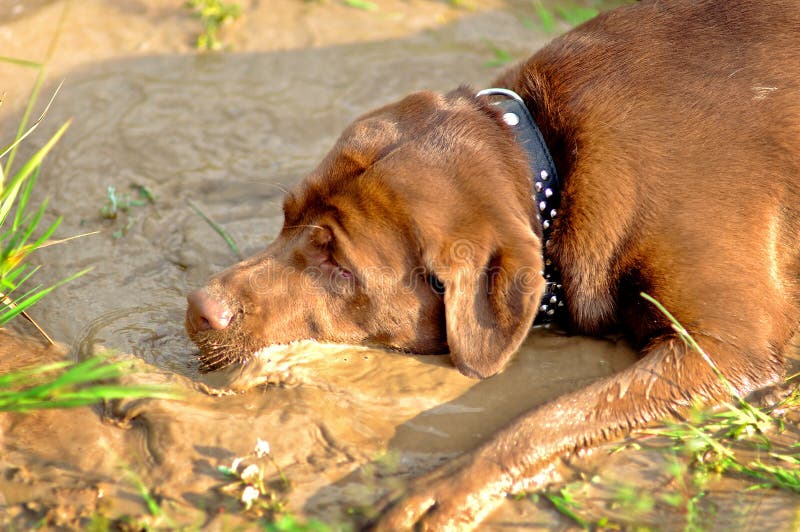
left=322, top=258, right=354, bottom=280
left=429, top=275, right=445, bottom=295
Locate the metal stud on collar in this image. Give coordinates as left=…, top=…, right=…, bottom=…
left=502, top=112, right=520, bottom=126
left=477, top=87, right=565, bottom=325
left=476, top=87, right=525, bottom=103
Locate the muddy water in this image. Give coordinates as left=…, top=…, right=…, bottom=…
left=1, top=1, right=798, bottom=530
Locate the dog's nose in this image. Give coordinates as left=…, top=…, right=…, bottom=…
left=187, top=289, right=233, bottom=332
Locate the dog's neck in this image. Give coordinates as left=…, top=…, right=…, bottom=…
left=477, top=88, right=566, bottom=325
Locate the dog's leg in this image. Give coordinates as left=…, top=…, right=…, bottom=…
left=373, top=330, right=785, bottom=530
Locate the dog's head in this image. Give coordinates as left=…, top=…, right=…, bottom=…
left=186, top=88, right=545, bottom=378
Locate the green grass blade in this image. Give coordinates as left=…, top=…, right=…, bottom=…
left=0, top=120, right=71, bottom=227
left=0, top=218, right=31, bottom=262
left=640, top=292, right=741, bottom=400
left=0, top=361, right=71, bottom=388
left=187, top=199, right=242, bottom=259
left=26, top=215, right=62, bottom=255
left=0, top=56, right=44, bottom=69
left=0, top=357, right=184, bottom=412
left=1, top=263, right=33, bottom=288
left=0, top=80, right=65, bottom=164
left=8, top=358, right=116, bottom=400
left=0, top=266, right=89, bottom=325
left=1, top=278, right=44, bottom=307
left=533, top=1, right=557, bottom=33
left=483, top=41, right=514, bottom=68
left=125, top=469, right=163, bottom=516
left=31, top=356, right=113, bottom=392
left=3, top=200, right=57, bottom=269
left=543, top=491, right=590, bottom=528
left=0, top=383, right=182, bottom=412
left=555, top=5, right=599, bottom=26
left=343, top=0, right=378, bottom=11
left=12, top=166, right=39, bottom=231
left=53, top=385, right=183, bottom=401
left=3, top=2, right=70, bottom=178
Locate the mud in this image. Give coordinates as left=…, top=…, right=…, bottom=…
left=1, top=0, right=798, bottom=529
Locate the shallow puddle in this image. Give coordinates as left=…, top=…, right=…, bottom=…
left=1, top=1, right=798, bottom=529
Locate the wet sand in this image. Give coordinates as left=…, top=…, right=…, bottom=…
left=1, top=1, right=798, bottom=529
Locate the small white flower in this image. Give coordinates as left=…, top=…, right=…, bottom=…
left=241, top=485, right=260, bottom=509
left=255, top=438, right=271, bottom=458
left=240, top=464, right=260, bottom=483
left=231, top=457, right=243, bottom=472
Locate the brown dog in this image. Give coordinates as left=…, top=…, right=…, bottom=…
left=186, top=0, right=800, bottom=528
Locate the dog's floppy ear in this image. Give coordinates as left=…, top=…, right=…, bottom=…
left=430, top=225, right=544, bottom=379
left=337, top=118, right=400, bottom=170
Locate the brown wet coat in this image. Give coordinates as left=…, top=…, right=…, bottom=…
left=187, top=0, right=800, bottom=528
left=188, top=90, right=541, bottom=376
left=0, top=0, right=798, bottom=529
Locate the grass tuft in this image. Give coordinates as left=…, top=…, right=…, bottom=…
left=0, top=5, right=90, bottom=336
left=99, top=184, right=154, bottom=239
left=0, top=355, right=182, bottom=412
left=0, top=1, right=180, bottom=420
left=185, top=0, right=242, bottom=51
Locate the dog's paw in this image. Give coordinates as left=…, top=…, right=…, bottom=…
left=369, top=454, right=508, bottom=532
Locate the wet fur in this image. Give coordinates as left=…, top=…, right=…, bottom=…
left=187, top=0, right=800, bottom=528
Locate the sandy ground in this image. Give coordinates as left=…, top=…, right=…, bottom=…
left=1, top=0, right=799, bottom=530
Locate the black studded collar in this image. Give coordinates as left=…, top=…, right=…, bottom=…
left=477, top=88, right=566, bottom=324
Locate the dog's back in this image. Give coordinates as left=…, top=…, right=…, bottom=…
left=497, top=0, right=800, bottom=346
